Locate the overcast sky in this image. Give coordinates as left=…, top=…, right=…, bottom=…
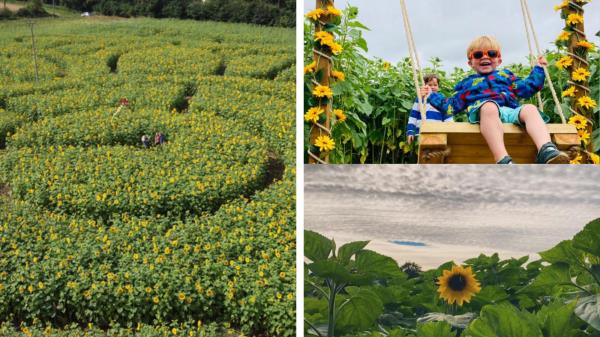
left=304, top=0, right=600, bottom=71
left=305, top=165, right=600, bottom=253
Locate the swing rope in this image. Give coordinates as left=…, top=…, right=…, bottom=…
left=399, top=0, right=426, bottom=121
left=520, top=0, right=566, bottom=124
left=519, top=0, right=544, bottom=112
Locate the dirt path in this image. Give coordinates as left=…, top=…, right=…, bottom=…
left=4, top=3, right=24, bottom=12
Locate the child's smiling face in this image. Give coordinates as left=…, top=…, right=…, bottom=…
left=426, top=78, right=439, bottom=92
left=468, top=50, right=502, bottom=74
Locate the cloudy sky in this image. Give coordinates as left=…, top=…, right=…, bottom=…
left=304, top=0, right=600, bottom=71
left=305, top=165, right=600, bottom=254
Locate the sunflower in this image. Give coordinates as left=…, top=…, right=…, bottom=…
left=326, top=5, right=342, bottom=17
left=590, top=153, right=600, bottom=165
left=562, top=86, right=577, bottom=98
left=331, top=70, right=345, bottom=81
left=437, top=265, right=481, bottom=306
left=314, top=135, right=335, bottom=152
left=327, top=41, right=343, bottom=55
left=578, top=129, right=591, bottom=145
left=312, top=85, right=333, bottom=99
left=555, top=56, right=573, bottom=70
left=334, top=109, right=346, bottom=122
left=305, top=8, right=326, bottom=21
left=554, top=0, right=569, bottom=11
left=572, top=67, right=591, bottom=82
left=570, top=154, right=583, bottom=164
left=569, top=114, right=588, bottom=130
left=383, top=61, right=391, bottom=70
left=576, top=40, right=596, bottom=51
left=566, top=13, right=584, bottom=26
left=577, top=96, right=597, bottom=110
left=556, top=31, right=571, bottom=42
left=304, top=61, right=317, bottom=74
left=314, top=31, right=334, bottom=45
left=304, top=107, right=324, bottom=123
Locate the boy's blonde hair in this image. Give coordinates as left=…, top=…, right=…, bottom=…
left=467, top=36, right=502, bottom=58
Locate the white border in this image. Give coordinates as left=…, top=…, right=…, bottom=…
left=295, top=0, right=305, bottom=336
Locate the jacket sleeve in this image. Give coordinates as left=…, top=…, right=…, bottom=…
left=427, top=90, right=466, bottom=116
left=511, top=66, right=545, bottom=99
left=406, top=100, right=421, bottom=136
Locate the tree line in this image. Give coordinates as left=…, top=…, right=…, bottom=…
left=42, top=0, right=295, bottom=27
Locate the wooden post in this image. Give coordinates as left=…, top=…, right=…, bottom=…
left=308, top=0, right=333, bottom=164
left=567, top=1, right=592, bottom=151
left=28, top=20, right=39, bottom=84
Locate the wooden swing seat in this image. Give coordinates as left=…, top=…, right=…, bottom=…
left=417, top=122, right=579, bottom=164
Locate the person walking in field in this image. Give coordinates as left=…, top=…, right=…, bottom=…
left=406, top=74, right=453, bottom=144
left=421, top=35, right=569, bottom=164
left=141, top=135, right=150, bottom=148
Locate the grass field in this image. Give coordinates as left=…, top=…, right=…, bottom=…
left=0, top=16, right=295, bottom=337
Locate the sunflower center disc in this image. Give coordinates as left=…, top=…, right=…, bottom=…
left=448, top=275, right=467, bottom=291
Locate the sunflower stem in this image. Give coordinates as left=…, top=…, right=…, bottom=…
left=327, top=279, right=337, bottom=337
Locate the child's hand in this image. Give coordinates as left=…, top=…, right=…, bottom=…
left=407, top=135, right=414, bottom=144
left=419, top=85, right=432, bottom=98
left=537, top=55, right=548, bottom=67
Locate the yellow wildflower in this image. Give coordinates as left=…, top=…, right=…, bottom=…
left=557, top=31, right=571, bottom=42
left=569, top=114, right=588, bottom=130
left=577, top=96, right=597, bottom=110
left=566, top=13, right=584, bottom=25
left=314, top=135, right=335, bottom=152
left=334, top=109, right=347, bottom=122
left=304, top=61, right=317, bottom=74
left=331, top=70, right=345, bottom=81
left=572, top=67, right=591, bottom=82
left=328, top=41, right=343, bottom=55
left=153, top=296, right=160, bottom=304
left=589, top=153, right=600, bottom=164
left=576, top=40, right=596, bottom=51
left=554, top=0, right=569, bottom=11
left=383, top=61, right=391, bottom=70
left=312, top=85, right=333, bottom=98
left=305, top=8, right=326, bottom=21
left=562, top=86, right=577, bottom=98
left=172, top=327, right=178, bottom=335
left=304, top=106, right=324, bottom=123
left=314, top=31, right=334, bottom=45
left=570, top=154, right=582, bottom=164
left=555, top=56, right=573, bottom=70
left=326, top=5, right=342, bottom=17
left=578, top=129, right=591, bottom=145
left=178, top=292, right=186, bottom=301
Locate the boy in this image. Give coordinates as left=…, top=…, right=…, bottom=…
left=407, top=74, right=453, bottom=144
left=421, top=36, right=569, bottom=164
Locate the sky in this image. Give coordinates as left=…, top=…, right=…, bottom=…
left=305, top=165, right=600, bottom=254
left=304, top=0, right=600, bottom=71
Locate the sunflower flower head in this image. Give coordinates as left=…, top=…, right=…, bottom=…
left=331, top=70, right=345, bottom=81
left=304, top=61, right=317, bottom=74
left=383, top=61, right=391, bottom=70
left=578, top=129, right=591, bottom=145
left=576, top=40, right=596, bottom=51
left=334, top=109, right=346, bottom=122
left=577, top=96, right=597, bottom=110
left=572, top=67, right=591, bottom=82
left=569, top=114, right=588, bottom=130
left=562, top=86, right=577, bottom=98
left=570, top=154, right=583, bottom=164
left=314, top=135, right=335, bottom=152
left=305, top=8, right=326, bottom=21
left=566, top=13, right=584, bottom=26
left=555, top=55, right=573, bottom=70
left=312, top=85, right=333, bottom=99
left=326, top=5, right=342, bottom=17
left=590, top=153, right=600, bottom=165
left=554, top=0, right=569, bottom=11
left=557, top=31, right=571, bottom=42
left=304, top=107, right=324, bottom=123
left=314, top=31, right=334, bottom=45
left=437, top=265, right=481, bottom=306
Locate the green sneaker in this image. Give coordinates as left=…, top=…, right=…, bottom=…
left=497, top=156, right=513, bottom=164
left=536, top=142, right=569, bottom=164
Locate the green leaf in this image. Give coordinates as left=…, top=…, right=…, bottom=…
left=356, top=37, right=368, bottom=52
left=416, top=321, right=455, bottom=337
left=308, top=260, right=353, bottom=284
left=355, top=250, right=403, bottom=279
left=464, top=303, right=543, bottom=337
left=528, top=263, right=571, bottom=291
left=573, top=218, right=600, bottom=257
left=337, top=240, right=369, bottom=264
left=336, top=287, right=383, bottom=331
left=323, top=23, right=337, bottom=32
left=575, top=294, right=600, bottom=331
left=539, top=240, right=582, bottom=265
left=471, top=285, right=508, bottom=307
left=356, top=99, right=373, bottom=116
left=536, top=301, right=579, bottom=337
left=347, top=21, right=371, bottom=31
left=305, top=230, right=334, bottom=262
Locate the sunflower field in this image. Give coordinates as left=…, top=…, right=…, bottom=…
left=304, top=218, right=600, bottom=337
left=303, top=4, right=600, bottom=164
left=0, top=17, right=295, bottom=337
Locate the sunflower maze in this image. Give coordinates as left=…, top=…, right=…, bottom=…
left=0, top=19, right=295, bottom=337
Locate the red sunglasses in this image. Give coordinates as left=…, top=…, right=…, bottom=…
left=469, top=50, right=501, bottom=60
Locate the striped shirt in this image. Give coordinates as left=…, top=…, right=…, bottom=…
left=406, top=99, right=453, bottom=137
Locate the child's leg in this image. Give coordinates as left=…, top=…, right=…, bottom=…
left=519, top=104, right=551, bottom=150
left=479, top=102, right=509, bottom=161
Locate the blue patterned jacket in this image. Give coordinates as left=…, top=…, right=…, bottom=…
left=427, top=66, right=545, bottom=115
